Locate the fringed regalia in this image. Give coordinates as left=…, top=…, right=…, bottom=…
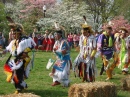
left=74, top=35, right=97, bottom=82
left=52, top=38, right=71, bottom=86
left=114, top=33, right=121, bottom=66
left=118, top=35, right=130, bottom=72
left=4, top=16, right=36, bottom=93
left=97, top=31, right=115, bottom=79
left=4, top=36, right=36, bottom=92
left=74, top=34, right=84, bottom=65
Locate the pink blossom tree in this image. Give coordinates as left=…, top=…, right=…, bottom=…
left=10, top=0, right=56, bottom=33
left=20, top=0, right=56, bottom=14
left=103, top=16, right=130, bottom=33
left=19, top=0, right=56, bottom=19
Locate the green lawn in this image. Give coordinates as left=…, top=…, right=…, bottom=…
left=0, top=49, right=130, bottom=97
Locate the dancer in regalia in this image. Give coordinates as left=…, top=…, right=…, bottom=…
left=97, top=26, right=115, bottom=80
left=49, top=22, right=71, bottom=87
left=3, top=16, right=36, bottom=94
left=73, top=16, right=97, bottom=82
left=117, top=28, right=130, bottom=74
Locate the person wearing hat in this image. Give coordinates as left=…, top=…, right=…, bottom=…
left=117, top=28, right=130, bottom=74
left=4, top=17, right=36, bottom=94
left=97, top=26, right=115, bottom=80
left=49, top=30, right=71, bottom=87
left=74, top=23, right=97, bottom=82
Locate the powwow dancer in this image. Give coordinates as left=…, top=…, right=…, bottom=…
left=73, top=16, right=97, bottom=82
left=4, top=51, right=28, bottom=94
left=117, top=28, right=130, bottom=74
left=3, top=16, right=36, bottom=94
left=49, top=22, right=71, bottom=87
left=97, top=26, right=115, bottom=80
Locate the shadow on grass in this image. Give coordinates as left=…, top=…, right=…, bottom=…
left=26, top=89, right=67, bottom=97
left=118, top=96, right=127, bottom=97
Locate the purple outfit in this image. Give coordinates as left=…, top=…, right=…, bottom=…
left=97, top=33, right=114, bottom=59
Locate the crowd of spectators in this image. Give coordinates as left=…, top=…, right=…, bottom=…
left=31, top=29, right=55, bottom=52
left=0, top=28, right=84, bottom=51
left=67, top=32, right=80, bottom=49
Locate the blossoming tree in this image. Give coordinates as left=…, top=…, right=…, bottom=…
left=103, top=16, right=130, bottom=33
left=37, top=1, right=94, bottom=33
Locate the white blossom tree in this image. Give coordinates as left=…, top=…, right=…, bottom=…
left=37, top=1, right=94, bottom=33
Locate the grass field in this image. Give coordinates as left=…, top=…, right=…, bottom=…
left=0, top=49, right=130, bottom=97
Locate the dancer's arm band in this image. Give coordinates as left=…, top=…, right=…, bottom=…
left=91, top=50, right=96, bottom=57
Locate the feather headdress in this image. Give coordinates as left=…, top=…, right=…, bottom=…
left=54, top=22, right=64, bottom=36
left=81, top=16, right=93, bottom=33
left=6, top=16, right=24, bottom=33
left=81, top=15, right=91, bottom=29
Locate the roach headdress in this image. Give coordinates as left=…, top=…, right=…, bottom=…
left=6, top=16, right=24, bottom=33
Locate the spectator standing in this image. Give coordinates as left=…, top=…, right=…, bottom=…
left=47, top=32, right=55, bottom=51
left=73, top=33, right=77, bottom=48
left=42, top=30, right=49, bottom=51
left=67, top=32, right=73, bottom=49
